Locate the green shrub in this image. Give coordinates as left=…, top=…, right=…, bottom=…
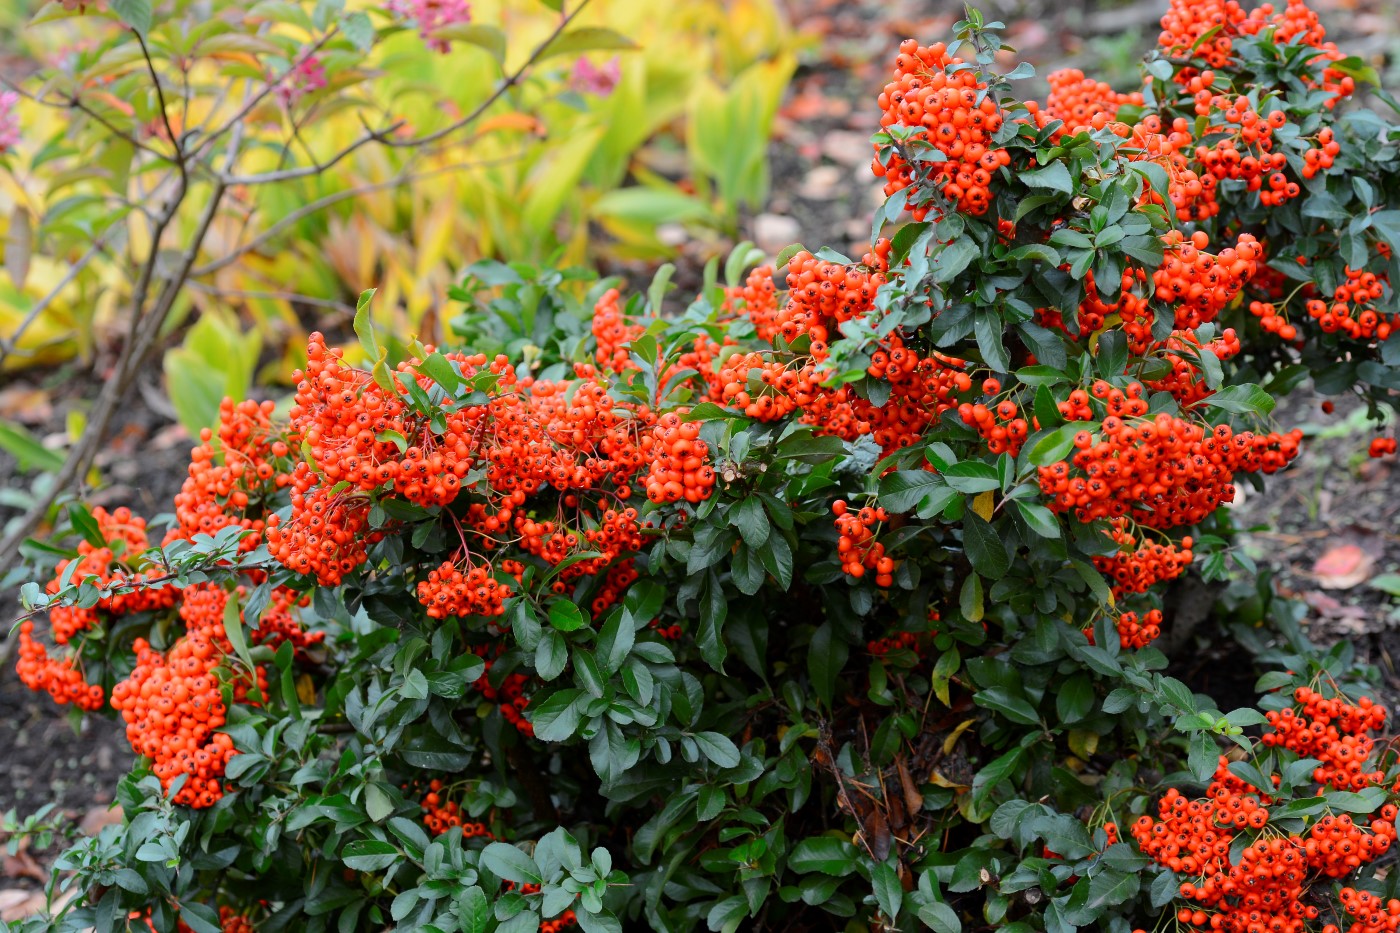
left=11, top=2, right=1400, bottom=932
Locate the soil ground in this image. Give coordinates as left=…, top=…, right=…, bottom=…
left=0, top=0, right=1398, bottom=908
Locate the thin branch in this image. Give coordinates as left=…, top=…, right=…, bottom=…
left=0, top=126, right=243, bottom=573
left=191, top=151, right=523, bottom=277
left=219, top=119, right=406, bottom=186
left=0, top=237, right=106, bottom=368
left=0, top=72, right=178, bottom=164
left=382, top=0, right=592, bottom=150
left=136, top=30, right=187, bottom=187
left=186, top=27, right=339, bottom=163
left=184, top=280, right=356, bottom=314
left=206, top=0, right=586, bottom=185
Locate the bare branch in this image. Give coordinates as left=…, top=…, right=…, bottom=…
left=184, top=280, right=356, bottom=315
left=0, top=126, right=244, bottom=571
left=219, top=119, right=406, bottom=186
left=190, top=151, right=523, bottom=278
left=186, top=27, right=339, bottom=163
left=0, top=237, right=107, bottom=368
left=136, top=30, right=187, bottom=187
left=383, top=0, right=593, bottom=151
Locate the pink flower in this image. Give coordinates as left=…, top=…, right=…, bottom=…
left=274, top=56, right=327, bottom=108
left=388, top=0, right=471, bottom=54
left=570, top=56, right=621, bottom=97
left=0, top=92, right=20, bottom=155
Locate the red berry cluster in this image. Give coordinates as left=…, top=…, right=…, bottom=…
left=167, top=398, right=295, bottom=552
left=472, top=646, right=533, bottom=737
left=1304, top=265, right=1394, bottom=340
left=1040, top=406, right=1301, bottom=530
left=1326, top=888, right=1400, bottom=933
left=958, top=391, right=1029, bottom=456
left=1133, top=684, right=1398, bottom=933
left=592, top=287, right=642, bottom=374
left=1261, top=687, right=1387, bottom=790
left=1148, top=329, right=1243, bottom=406
left=1042, top=68, right=1144, bottom=138
left=1370, top=437, right=1397, bottom=458
left=417, top=560, right=511, bottom=620
left=833, top=501, right=894, bottom=585
left=1106, top=608, right=1163, bottom=649
left=1093, top=521, right=1195, bottom=596
left=420, top=780, right=493, bottom=838
left=644, top=413, right=716, bottom=504
left=872, top=39, right=1010, bottom=217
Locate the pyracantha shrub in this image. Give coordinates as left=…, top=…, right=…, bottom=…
left=12, top=2, right=1400, bottom=932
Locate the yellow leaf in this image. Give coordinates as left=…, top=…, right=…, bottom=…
left=972, top=491, right=994, bottom=521
left=928, top=771, right=969, bottom=790
left=942, top=718, right=977, bottom=756
left=296, top=673, right=318, bottom=706
left=1068, top=730, right=1100, bottom=760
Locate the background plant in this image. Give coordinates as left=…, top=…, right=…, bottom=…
left=0, top=0, right=798, bottom=573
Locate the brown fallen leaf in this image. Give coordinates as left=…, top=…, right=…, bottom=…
left=1, top=846, right=44, bottom=883
left=1313, top=542, right=1377, bottom=589
left=79, top=803, right=124, bottom=837
left=0, top=887, right=47, bottom=922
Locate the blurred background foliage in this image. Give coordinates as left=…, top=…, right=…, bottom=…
left=0, top=0, right=800, bottom=440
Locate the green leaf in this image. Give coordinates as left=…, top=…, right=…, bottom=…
left=1056, top=674, right=1094, bottom=723
left=0, top=421, right=65, bottom=474
left=1187, top=731, right=1218, bottom=782
left=808, top=623, right=848, bottom=708
left=960, top=573, right=984, bottom=622
left=1026, top=422, right=1093, bottom=466
left=918, top=901, right=961, bottom=933
left=1022, top=161, right=1072, bottom=195
left=879, top=470, right=948, bottom=513
left=1205, top=384, right=1275, bottom=416
left=788, top=837, right=858, bottom=876
left=419, top=352, right=462, bottom=394
left=481, top=843, right=543, bottom=885
left=692, top=731, right=741, bottom=769
left=871, top=860, right=903, bottom=922
left=596, top=606, right=635, bottom=675
left=66, top=502, right=107, bottom=548
left=364, top=784, right=394, bottom=823
left=354, top=289, right=380, bottom=362
left=539, top=26, right=639, bottom=62
left=111, top=0, right=152, bottom=33
left=943, top=461, right=1000, bottom=494
left=222, top=591, right=257, bottom=688
left=975, top=686, right=1039, bottom=725
left=458, top=887, right=491, bottom=933
left=729, top=497, right=770, bottom=548
left=535, top=629, right=568, bottom=681
left=339, top=10, right=374, bottom=52
left=1015, top=500, right=1060, bottom=538
left=530, top=689, right=583, bottom=742
left=549, top=598, right=589, bottom=632
left=342, top=839, right=399, bottom=872
left=430, top=23, right=505, bottom=63
left=962, top=513, right=1010, bottom=579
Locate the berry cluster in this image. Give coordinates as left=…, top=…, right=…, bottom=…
left=420, top=780, right=493, bottom=838
left=833, top=501, right=893, bottom=585
left=168, top=399, right=294, bottom=552
left=1261, top=687, right=1387, bottom=790
left=1304, top=265, right=1394, bottom=340
left=1133, top=686, right=1398, bottom=933
left=958, top=392, right=1029, bottom=456
left=1039, top=407, right=1301, bottom=530
left=872, top=39, right=1009, bottom=217
left=1041, top=68, right=1144, bottom=138
left=417, top=560, right=511, bottom=620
